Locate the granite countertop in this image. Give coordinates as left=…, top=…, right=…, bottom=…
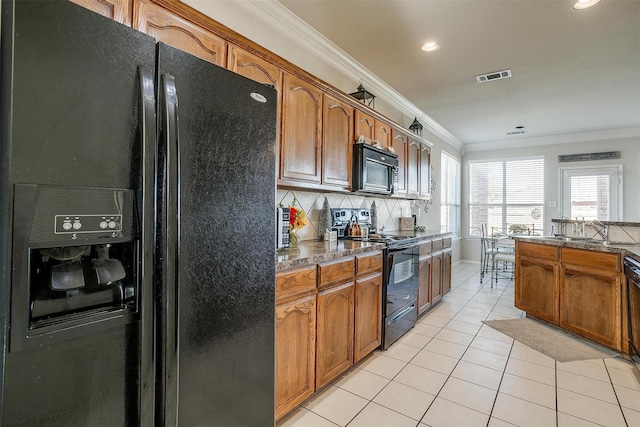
left=513, top=235, right=640, bottom=261
left=276, top=230, right=452, bottom=271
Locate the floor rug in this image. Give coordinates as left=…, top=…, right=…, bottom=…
left=482, top=317, right=619, bottom=362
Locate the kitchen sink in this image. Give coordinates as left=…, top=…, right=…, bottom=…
left=588, top=240, right=640, bottom=247
left=545, top=236, right=594, bottom=242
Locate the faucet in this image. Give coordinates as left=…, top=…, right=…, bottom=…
left=588, top=220, right=609, bottom=241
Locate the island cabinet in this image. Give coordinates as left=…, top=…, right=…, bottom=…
left=515, top=241, right=627, bottom=351
left=354, top=251, right=383, bottom=362
left=316, top=257, right=355, bottom=389
left=279, top=73, right=323, bottom=186
left=275, top=265, right=317, bottom=420
left=515, top=241, right=560, bottom=324
left=560, top=248, right=623, bottom=350
left=419, top=143, right=432, bottom=199
left=390, top=130, right=408, bottom=195
left=70, top=0, right=132, bottom=25
left=133, top=0, right=227, bottom=66
left=321, top=95, right=354, bottom=190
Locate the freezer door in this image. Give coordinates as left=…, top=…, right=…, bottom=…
left=155, top=43, right=277, bottom=426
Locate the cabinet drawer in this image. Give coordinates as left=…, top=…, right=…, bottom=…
left=318, top=257, right=355, bottom=288
left=443, top=237, right=452, bottom=249
left=431, top=239, right=443, bottom=252
left=276, top=265, right=317, bottom=301
left=562, top=248, right=620, bottom=272
left=517, top=241, right=559, bottom=261
left=419, top=241, right=432, bottom=256
left=356, top=251, right=382, bottom=277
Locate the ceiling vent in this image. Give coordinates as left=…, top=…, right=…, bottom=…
left=476, top=69, right=512, bottom=83
left=507, top=130, right=527, bottom=136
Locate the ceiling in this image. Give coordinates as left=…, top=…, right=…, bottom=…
left=276, top=0, right=640, bottom=149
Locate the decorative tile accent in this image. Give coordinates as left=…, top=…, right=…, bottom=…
left=276, top=189, right=423, bottom=241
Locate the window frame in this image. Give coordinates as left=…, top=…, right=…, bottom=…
left=558, top=164, right=623, bottom=221
left=440, top=151, right=461, bottom=238
left=468, top=156, right=545, bottom=237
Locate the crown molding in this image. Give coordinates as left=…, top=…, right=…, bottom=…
left=463, top=126, right=640, bottom=152
left=228, top=0, right=463, bottom=150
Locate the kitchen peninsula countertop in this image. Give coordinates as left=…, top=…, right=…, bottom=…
left=512, top=235, right=640, bottom=261
left=276, top=230, right=451, bottom=271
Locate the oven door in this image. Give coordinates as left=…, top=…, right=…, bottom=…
left=383, top=245, right=419, bottom=349
left=625, top=257, right=640, bottom=372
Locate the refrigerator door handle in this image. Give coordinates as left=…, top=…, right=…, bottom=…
left=138, top=66, right=156, bottom=427
left=161, top=73, right=180, bottom=425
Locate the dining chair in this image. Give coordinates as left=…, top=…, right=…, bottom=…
left=490, top=234, right=515, bottom=285
left=480, top=224, right=498, bottom=283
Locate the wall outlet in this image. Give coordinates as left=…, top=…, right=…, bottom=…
left=548, top=201, right=557, bottom=208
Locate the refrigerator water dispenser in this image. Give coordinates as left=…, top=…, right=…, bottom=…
left=10, top=184, right=139, bottom=352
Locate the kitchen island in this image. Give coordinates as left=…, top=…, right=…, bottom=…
left=513, top=235, right=640, bottom=354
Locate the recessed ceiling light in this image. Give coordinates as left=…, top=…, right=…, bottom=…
left=421, top=42, right=440, bottom=52
left=573, top=0, right=601, bottom=10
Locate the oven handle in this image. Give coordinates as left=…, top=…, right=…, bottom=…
left=387, top=304, right=416, bottom=326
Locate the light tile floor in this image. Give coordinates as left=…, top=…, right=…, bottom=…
left=277, top=261, right=640, bottom=427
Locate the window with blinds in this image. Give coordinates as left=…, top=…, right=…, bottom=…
left=560, top=165, right=621, bottom=221
left=469, top=157, right=544, bottom=236
left=441, top=152, right=461, bottom=237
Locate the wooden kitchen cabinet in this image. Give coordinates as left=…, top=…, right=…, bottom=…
left=390, top=130, right=408, bottom=195
left=442, top=248, right=452, bottom=296
left=515, top=242, right=560, bottom=324
left=322, top=94, right=353, bottom=189
left=316, top=282, right=355, bottom=388
left=419, top=144, right=432, bottom=199
left=227, top=44, right=282, bottom=91
left=418, top=254, right=433, bottom=314
left=280, top=73, right=323, bottom=185
left=515, top=241, right=626, bottom=351
left=134, top=0, right=227, bottom=66
left=71, top=0, right=132, bottom=26
left=560, top=248, right=623, bottom=350
left=354, top=251, right=383, bottom=362
left=407, top=137, right=420, bottom=197
left=275, top=294, right=316, bottom=419
left=354, top=273, right=382, bottom=362
left=354, top=109, right=375, bottom=143
left=374, top=120, right=392, bottom=149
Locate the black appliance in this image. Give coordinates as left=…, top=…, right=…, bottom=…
left=0, top=2, right=277, bottom=426
left=331, top=208, right=372, bottom=238
left=624, top=257, right=640, bottom=372
left=379, top=235, right=420, bottom=350
left=352, top=143, right=399, bottom=195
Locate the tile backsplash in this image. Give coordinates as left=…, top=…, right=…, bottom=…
left=277, top=189, right=421, bottom=242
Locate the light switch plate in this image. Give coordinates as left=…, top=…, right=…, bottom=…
left=548, top=201, right=557, bottom=208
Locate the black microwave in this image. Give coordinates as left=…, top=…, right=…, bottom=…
left=352, top=143, right=399, bottom=195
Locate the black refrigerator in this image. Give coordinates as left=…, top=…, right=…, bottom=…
left=0, top=1, right=276, bottom=426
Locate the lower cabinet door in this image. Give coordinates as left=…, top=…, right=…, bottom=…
left=418, top=256, right=432, bottom=315
left=275, top=294, right=316, bottom=419
left=515, top=257, right=559, bottom=324
left=354, top=274, right=382, bottom=362
left=316, top=282, right=355, bottom=388
left=560, top=267, right=621, bottom=350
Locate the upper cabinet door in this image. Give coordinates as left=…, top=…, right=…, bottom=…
left=374, top=120, right=391, bottom=150
left=419, top=144, right=432, bottom=199
left=407, top=137, right=420, bottom=197
left=280, top=73, right=323, bottom=184
left=322, top=94, right=353, bottom=190
left=70, top=0, right=132, bottom=26
left=354, top=109, right=375, bottom=144
left=391, top=130, right=407, bottom=195
left=134, top=0, right=227, bottom=66
left=227, top=45, right=282, bottom=92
